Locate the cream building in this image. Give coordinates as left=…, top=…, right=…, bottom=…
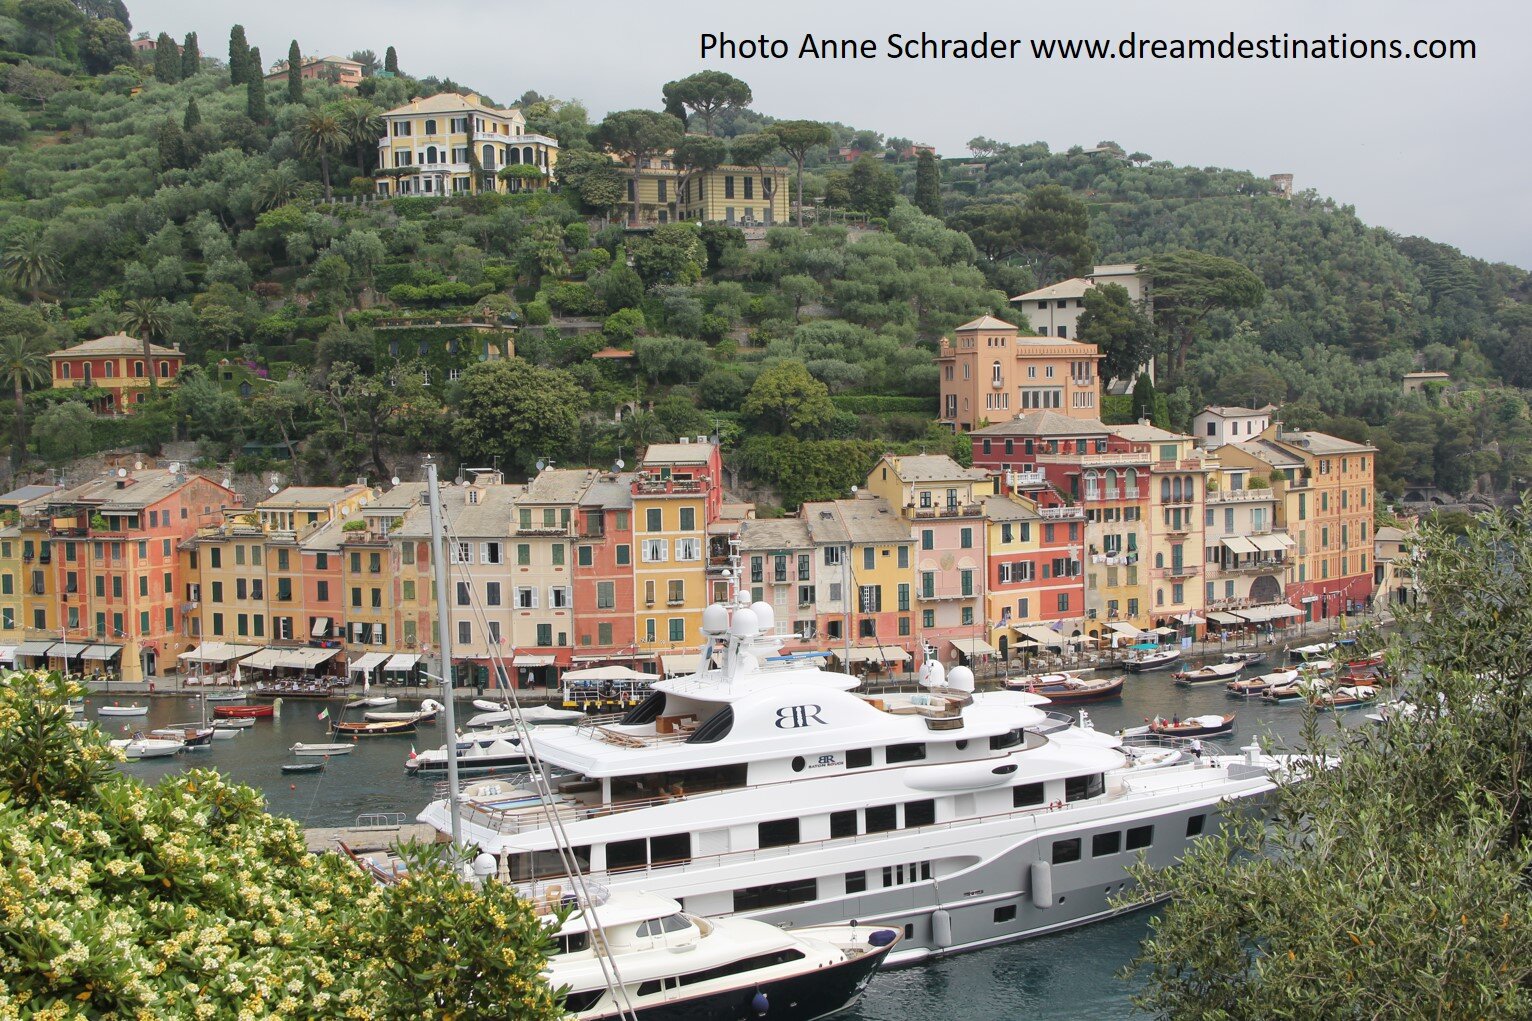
left=374, top=93, right=559, bottom=197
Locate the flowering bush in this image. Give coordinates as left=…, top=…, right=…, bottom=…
left=0, top=672, right=563, bottom=1021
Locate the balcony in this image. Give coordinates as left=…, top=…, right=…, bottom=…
left=1207, top=488, right=1273, bottom=504
left=634, top=478, right=704, bottom=496
left=1155, top=564, right=1200, bottom=579
left=1218, top=558, right=1287, bottom=575
left=517, top=526, right=569, bottom=537
left=1038, top=505, right=1086, bottom=520
left=1153, top=459, right=1206, bottom=472
left=1043, top=451, right=1150, bottom=468
left=1005, top=470, right=1047, bottom=488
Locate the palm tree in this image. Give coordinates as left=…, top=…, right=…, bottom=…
left=296, top=108, right=347, bottom=201
left=1, top=233, right=60, bottom=303
left=119, top=298, right=171, bottom=395
left=0, top=334, right=52, bottom=469
left=255, top=164, right=303, bottom=211
left=338, top=99, right=382, bottom=178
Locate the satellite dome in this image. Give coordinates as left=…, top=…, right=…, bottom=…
left=749, top=601, right=775, bottom=634
left=918, top=660, right=946, bottom=688
left=729, top=607, right=759, bottom=638
left=471, top=852, right=497, bottom=878
left=701, top=604, right=730, bottom=635
left=947, top=666, right=976, bottom=692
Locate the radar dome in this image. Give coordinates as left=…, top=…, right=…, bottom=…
left=471, top=852, right=497, bottom=878
left=947, top=666, right=976, bottom=692
left=729, top=607, right=759, bottom=638
left=918, top=660, right=946, bottom=688
left=749, top=601, right=775, bottom=634
left=701, top=604, right=730, bottom=635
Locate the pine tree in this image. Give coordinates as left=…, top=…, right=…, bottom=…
left=914, top=150, right=941, bottom=216
left=229, top=25, right=250, bottom=84
left=287, top=40, right=303, bottom=102
left=153, top=32, right=180, bottom=83
left=246, top=49, right=268, bottom=123
left=181, top=31, right=199, bottom=77
left=384, top=45, right=398, bottom=74
left=183, top=97, right=201, bottom=131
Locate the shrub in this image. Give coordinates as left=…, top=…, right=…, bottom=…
left=522, top=300, right=551, bottom=326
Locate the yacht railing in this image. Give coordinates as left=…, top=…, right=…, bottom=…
left=1026, top=711, right=1076, bottom=734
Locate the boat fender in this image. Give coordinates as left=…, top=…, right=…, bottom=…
left=931, top=908, right=953, bottom=949
left=868, top=929, right=898, bottom=947
left=752, top=991, right=769, bottom=1016
left=1030, top=860, right=1053, bottom=909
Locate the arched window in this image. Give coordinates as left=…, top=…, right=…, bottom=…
left=101, top=362, right=113, bottom=378
left=1104, top=469, right=1117, bottom=497
left=424, top=145, right=439, bottom=164
left=1125, top=468, right=1137, bottom=491
left=991, top=361, right=1002, bottom=384
left=60, top=363, right=70, bottom=380
left=1083, top=470, right=1099, bottom=500
left=424, top=119, right=437, bottom=135
left=522, top=146, right=533, bottom=165
left=1155, top=552, right=1164, bottom=568
left=507, top=147, right=521, bottom=164
left=158, top=361, right=170, bottom=378
left=1172, top=477, right=1183, bottom=502
left=1185, top=475, right=1195, bottom=497
left=1160, top=478, right=1170, bottom=502
left=133, top=361, right=144, bottom=377
left=482, top=144, right=496, bottom=170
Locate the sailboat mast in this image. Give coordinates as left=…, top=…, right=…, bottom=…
left=425, top=461, right=464, bottom=851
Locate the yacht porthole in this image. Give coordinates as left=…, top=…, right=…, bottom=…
left=791, top=756, right=806, bottom=772
left=956, top=739, right=968, bottom=750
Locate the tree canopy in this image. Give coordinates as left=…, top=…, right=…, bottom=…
left=660, top=71, right=752, bottom=135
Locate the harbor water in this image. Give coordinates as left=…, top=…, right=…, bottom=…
left=91, top=656, right=1372, bottom=1021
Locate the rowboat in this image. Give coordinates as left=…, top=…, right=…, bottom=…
left=1002, top=669, right=1088, bottom=692
left=209, top=727, right=242, bottom=740
left=211, top=717, right=255, bottom=730
left=1120, top=713, right=1236, bottom=739
left=1221, top=650, right=1268, bottom=668
left=1313, top=685, right=1379, bottom=711
left=98, top=704, right=149, bottom=717
left=1004, top=673, right=1125, bottom=704
left=1226, top=668, right=1299, bottom=696
left=150, top=725, right=214, bottom=747
left=290, top=742, right=355, bottom=756
left=281, top=762, right=324, bottom=774
left=203, top=690, right=249, bottom=702
left=214, top=704, right=273, bottom=718
left=332, top=718, right=416, bottom=737
left=1173, top=660, right=1245, bottom=685
left=346, top=696, right=398, bottom=709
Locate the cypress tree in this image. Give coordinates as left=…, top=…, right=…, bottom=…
left=181, top=31, right=200, bottom=77
left=914, top=150, right=941, bottom=216
left=153, top=32, right=180, bottom=82
left=287, top=40, right=303, bottom=102
left=183, top=97, right=201, bottom=131
left=229, top=25, right=250, bottom=84
left=384, top=46, right=398, bottom=74
left=1131, top=372, right=1156, bottom=422
left=156, top=120, right=187, bottom=170
left=245, top=48, right=267, bottom=122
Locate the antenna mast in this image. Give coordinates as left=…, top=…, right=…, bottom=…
left=425, top=460, right=463, bottom=853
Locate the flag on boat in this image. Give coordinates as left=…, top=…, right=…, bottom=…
left=408, top=744, right=416, bottom=759
left=317, top=707, right=329, bottom=720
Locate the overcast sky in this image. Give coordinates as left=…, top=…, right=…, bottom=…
left=132, top=0, right=1529, bottom=268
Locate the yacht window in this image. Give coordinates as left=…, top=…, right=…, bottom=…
left=830, top=810, right=857, bottom=838
left=887, top=743, right=926, bottom=763
left=1012, top=783, right=1045, bottom=808
left=552, top=932, right=590, bottom=955
left=637, top=979, right=662, bottom=996
left=994, top=904, right=1017, bottom=923
left=989, top=728, right=1024, bottom=751
left=992, top=763, right=1018, bottom=775
left=758, top=818, right=800, bottom=849
left=621, top=691, right=665, bottom=725
left=1065, top=774, right=1105, bottom=802
left=607, top=838, right=647, bottom=872
left=904, top=799, right=936, bottom=827
left=509, top=847, right=590, bottom=881
left=686, top=705, right=733, bottom=743
left=679, top=948, right=807, bottom=987
left=845, top=870, right=867, bottom=893
left=1187, top=814, right=1206, bottom=837
left=865, top=804, right=897, bottom=833
left=636, top=913, right=692, bottom=936
left=650, top=833, right=691, bottom=865
left=846, top=748, right=872, bottom=769
left=1052, top=838, right=1082, bottom=864
left=1092, top=831, right=1121, bottom=857
left=732, top=879, right=817, bottom=912
left=563, top=991, right=605, bottom=1012
left=1126, top=825, right=1154, bottom=850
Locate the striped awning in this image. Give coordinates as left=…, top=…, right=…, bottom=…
left=348, top=652, right=389, bottom=674
left=513, top=654, right=555, bottom=668
left=1221, top=536, right=1258, bottom=554
left=15, top=640, right=57, bottom=657
left=1105, top=622, right=1144, bottom=637
left=0, top=645, right=14, bottom=662
left=81, top=644, right=122, bottom=661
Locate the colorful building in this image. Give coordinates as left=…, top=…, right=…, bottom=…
left=800, top=497, right=916, bottom=675
left=0, top=485, right=62, bottom=664
left=739, top=518, right=817, bottom=646
left=632, top=440, right=725, bottom=672
left=981, top=491, right=1052, bottom=661
left=572, top=473, right=637, bottom=665
left=374, top=93, right=559, bottom=198
left=618, top=153, right=792, bottom=226
left=265, top=54, right=363, bottom=88
left=49, top=335, right=184, bottom=415
left=1201, top=464, right=1291, bottom=632
left=936, top=316, right=1103, bottom=432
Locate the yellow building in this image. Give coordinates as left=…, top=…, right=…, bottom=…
left=620, top=156, right=792, bottom=226
left=0, top=485, right=62, bottom=658
left=800, top=496, right=916, bottom=675
left=632, top=441, right=723, bottom=669
left=374, top=93, right=559, bottom=198
left=1113, top=423, right=1215, bottom=632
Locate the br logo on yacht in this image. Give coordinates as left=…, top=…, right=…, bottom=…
left=775, top=704, right=826, bottom=729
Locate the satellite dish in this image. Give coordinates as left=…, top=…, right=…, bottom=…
left=168, top=461, right=181, bottom=473
left=390, top=476, right=400, bottom=487
left=535, top=459, right=546, bottom=471
left=268, top=484, right=279, bottom=494
left=116, top=468, right=127, bottom=477
left=614, top=458, right=626, bottom=470
left=850, top=485, right=858, bottom=493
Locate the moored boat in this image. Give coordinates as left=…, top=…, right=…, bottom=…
left=347, top=695, right=398, bottom=709
left=1173, top=660, right=1245, bottom=685
left=1120, top=713, right=1237, bottom=739
left=332, top=718, right=416, bottom=737
left=1313, top=685, right=1378, bottom=711
left=290, top=742, right=355, bottom=756
left=1124, top=647, right=1182, bottom=673
left=1221, top=650, right=1267, bottom=668
left=150, top=725, right=214, bottom=747
left=109, top=736, right=182, bottom=759
left=98, top=703, right=149, bottom=717
left=203, top=690, right=250, bottom=702
left=1226, top=668, right=1299, bottom=697
left=363, top=699, right=443, bottom=724
left=214, top=703, right=274, bottom=718
left=406, top=725, right=543, bottom=773
left=281, top=762, right=324, bottom=774
left=211, top=717, right=255, bottom=730
left=1005, top=673, right=1125, bottom=704
left=466, top=703, right=585, bottom=728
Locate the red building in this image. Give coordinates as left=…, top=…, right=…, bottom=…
left=49, top=335, right=184, bottom=415
left=572, top=473, right=638, bottom=665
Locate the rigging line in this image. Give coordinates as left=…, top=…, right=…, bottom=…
left=438, top=510, right=640, bottom=1021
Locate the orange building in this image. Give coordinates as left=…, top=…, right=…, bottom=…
left=49, top=335, right=184, bottom=415
left=935, top=316, right=1103, bottom=432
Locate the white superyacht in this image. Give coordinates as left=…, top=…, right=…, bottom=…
left=419, top=597, right=1294, bottom=965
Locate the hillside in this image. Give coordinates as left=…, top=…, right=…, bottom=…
left=0, top=4, right=1527, bottom=507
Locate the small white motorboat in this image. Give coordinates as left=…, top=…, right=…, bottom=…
left=98, top=704, right=149, bottom=717
left=363, top=698, right=442, bottom=723
left=347, top=696, right=398, bottom=710
left=211, top=717, right=255, bottom=730
left=290, top=742, right=355, bottom=757
left=209, top=727, right=241, bottom=740
left=466, top=703, right=585, bottom=728
left=1173, top=660, right=1246, bottom=685
left=109, top=737, right=183, bottom=759
left=203, top=690, right=249, bottom=702
left=67, top=698, right=85, bottom=714
left=1125, top=647, right=1182, bottom=673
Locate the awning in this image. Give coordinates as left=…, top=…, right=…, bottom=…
left=383, top=653, right=420, bottom=672
left=562, top=665, right=653, bottom=682
left=1221, top=536, right=1259, bottom=554
left=1175, top=613, right=1206, bottom=626
left=81, top=644, right=122, bottom=661
left=1208, top=611, right=1245, bottom=626
left=950, top=637, right=997, bottom=658
left=1105, top=622, right=1144, bottom=637
left=1250, top=534, right=1293, bottom=552
left=660, top=653, right=699, bottom=675
left=178, top=642, right=264, bottom=664
left=50, top=642, right=89, bottom=658
left=1018, top=625, right=1068, bottom=648
left=241, top=646, right=339, bottom=671
left=15, top=640, right=57, bottom=658
left=1150, top=626, right=1179, bottom=636
left=310, top=617, right=332, bottom=638
left=0, top=645, right=13, bottom=663
left=348, top=652, right=389, bottom=674
left=1235, top=603, right=1304, bottom=623
left=514, top=654, right=555, bottom=668
left=841, top=647, right=911, bottom=664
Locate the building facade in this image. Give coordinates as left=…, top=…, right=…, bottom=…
left=1192, top=405, right=1275, bottom=450
left=374, top=93, right=559, bottom=198
left=619, top=156, right=792, bottom=226
left=936, top=316, right=1103, bottom=432
left=49, top=335, right=184, bottom=415
left=632, top=441, right=725, bottom=667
